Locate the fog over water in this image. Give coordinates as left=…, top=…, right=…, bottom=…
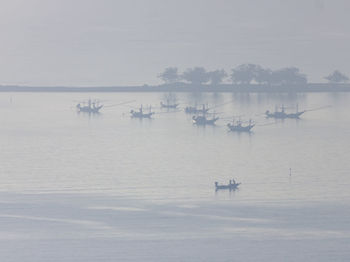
left=0, top=92, right=349, bottom=261
left=1, top=0, right=350, bottom=85
left=1, top=0, right=350, bottom=261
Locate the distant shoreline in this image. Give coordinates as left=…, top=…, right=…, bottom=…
left=0, top=83, right=349, bottom=92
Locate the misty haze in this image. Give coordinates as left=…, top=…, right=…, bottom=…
left=0, top=1, right=350, bottom=262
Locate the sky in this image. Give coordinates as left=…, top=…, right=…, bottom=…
left=0, top=0, right=349, bottom=86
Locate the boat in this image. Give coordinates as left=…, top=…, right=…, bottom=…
left=227, top=119, right=255, bottom=132
left=76, top=99, right=103, bottom=113
left=185, top=104, right=209, bottom=114
left=130, top=105, right=154, bottom=118
left=215, top=179, right=241, bottom=191
left=265, top=105, right=305, bottom=119
left=192, top=115, right=219, bottom=125
left=160, top=100, right=179, bottom=109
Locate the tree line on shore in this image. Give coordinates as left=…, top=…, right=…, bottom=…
left=158, top=65, right=349, bottom=86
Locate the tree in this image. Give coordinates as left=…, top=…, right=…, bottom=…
left=182, top=67, right=210, bottom=85
left=270, top=67, right=307, bottom=85
left=208, top=69, right=227, bottom=85
left=158, top=67, right=180, bottom=84
left=324, top=70, right=349, bottom=83
left=254, top=67, right=272, bottom=85
left=231, top=64, right=259, bottom=84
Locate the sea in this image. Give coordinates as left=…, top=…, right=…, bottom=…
left=0, top=91, right=349, bottom=261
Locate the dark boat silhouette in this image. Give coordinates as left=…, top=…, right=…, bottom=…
left=215, top=179, right=241, bottom=191
left=265, top=105, right=305, bottom=119
left=130, top=105, right=154, bottom=118
left=227, top=119, right=255, bottom=132
left=76, top=99, right=103, bottom=113
left=192, top=115, right=219, bottom=125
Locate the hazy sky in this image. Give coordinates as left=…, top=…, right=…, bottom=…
left=0, top=0, right=349, bottom=86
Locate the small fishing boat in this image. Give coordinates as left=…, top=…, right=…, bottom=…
left=215, top=179, right=241, bottom=191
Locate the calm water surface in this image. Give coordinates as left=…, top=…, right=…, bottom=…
left=0, top=92, right=349, bottom=203
left=1, top=92, right=350, bottom=261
